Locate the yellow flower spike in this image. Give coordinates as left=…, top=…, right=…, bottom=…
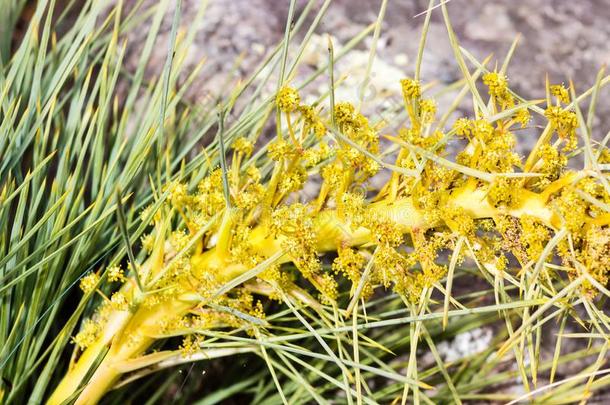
left=495, top=254, right=508, bottom=272
left=554, top=188, right=588, bottom=233
left=444, top=206, right=475, bottom=237
left=297, top=104, right=316, bottom=123
left=599, top=148, right=610, bottom=163
left=141, top=233, right=155, bottom=252
left=298, top=104, right=326, bottom=139
left=365, top=214, right=404, bottom=247
left=245, top=165, right=261, bottom=182
left=321, top=162, right=344, bottom=191
left=337, top=191, right=366, bottom=227
left=165, top=180, right=188, bottom=209
left=180, top=335, right=205, bottom=357
left=334, top=102, right=356, bottom=128
left=536, top=143, right=568, bottom=188
left=313, top=120, right=326, bottom=139
left=472, top=119, right=494, bottom=143
left=49, top=48, right=610, bottom=405
left=234, top=183, right=265, bottom=210
left=487, top=178, right=518, bottom=208
left=332, top=247, right=366, bottom=284
left=302, top=148, right=321, bottom=168
left=316, top=273, right=338, bottom=304
left=581, top=226, right=610, bottom=288
left=277, top=165, right=307, bottom=195
left=276, top=87, right=303, bottom=147
left=453, top=117, right=473, bottom=138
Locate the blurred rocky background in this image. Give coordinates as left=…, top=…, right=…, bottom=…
left=116, top=0, right=610, bottom=138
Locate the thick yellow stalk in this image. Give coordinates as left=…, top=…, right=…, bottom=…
left=48, top=183, right=556, bottom=404
left=48, top=299, right=193, bottom=405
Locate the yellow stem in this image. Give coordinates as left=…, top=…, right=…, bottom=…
left=49, top=181, right=561, bottom=404
left=285, top=112, right=300, bottom=148
left=48, top=299, right=193, bottom=405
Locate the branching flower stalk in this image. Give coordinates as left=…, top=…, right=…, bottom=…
left=49, top=72, right=610, bottom=404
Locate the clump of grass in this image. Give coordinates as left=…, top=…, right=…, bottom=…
left=2, top=1, right=610, bottom=404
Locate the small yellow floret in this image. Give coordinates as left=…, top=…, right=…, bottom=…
left=544, top=106, right=578, bottom=151
left=550, top=84, right=569, bottom=104
left=276, top=86, right=300, bottom=113
left=79, top=272, right=99, bottom=294
left=233, top=138, right=254, bottom=156
left=110, top=292, right=129, bottom=311
left=400, top=77, right=421, bottom=100
left=107, top=265, right=125, bottom=283
left=482, top=71, right=513, bottom=106
left=73, top=319, right=100, bottom=349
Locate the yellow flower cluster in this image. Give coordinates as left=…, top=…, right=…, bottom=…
left=276, top=86, right=300, bottom=113
left=333, top=102, right=380, bottom=179
left=79, top=272, right=99, bottom=294
left=418, top=99, right=437, bottom=125
left=581, top=226, right=610, bottom=290
left=520, top=215, right=550, bottom=261
left=73, top=319, right=101, bottom=349
left=232, top=137, right=254, bottom=157
left=444, top=206, right=476, bottom=237
left=400, top=77, right=421, bottom=100
left=165, top=180, right=188, bottom=208
left=270, top=204, right=321, bottom=277
left=268, top=138, right=295, bottom=161
left=303, top=142, right=331, bottom=168
left=544, top=105, right=578, bottom=151
left=276, top=86, right=327, bottom=144
left=110, top=292, right=129, bottom=311
left=298, top=105, right=326, bottom=139
left=487, top=178, right=520, bottom=208
left=180, top=335, right=205, bottom=357
left=453, top=117, right=521, bottom=173
left=514, top=108, right=531, bottom=128
left=107, top=265, right=125, bottom=283
left=550, top=84, right=569, bottom=104
left=332, top=247, right=366, bottom=287
left=536, top=144, right=567, bottom=188
left=483, top=71, right=514, bottom=107
left=453, top=118, right=494, bottom=142
left=337, top=191, right=366, bottom=228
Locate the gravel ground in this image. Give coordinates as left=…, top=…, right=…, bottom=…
left=122, top=0, right=610, bottom=136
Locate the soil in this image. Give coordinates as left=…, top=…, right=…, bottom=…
left=120, top=0, right=610, bottom=137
